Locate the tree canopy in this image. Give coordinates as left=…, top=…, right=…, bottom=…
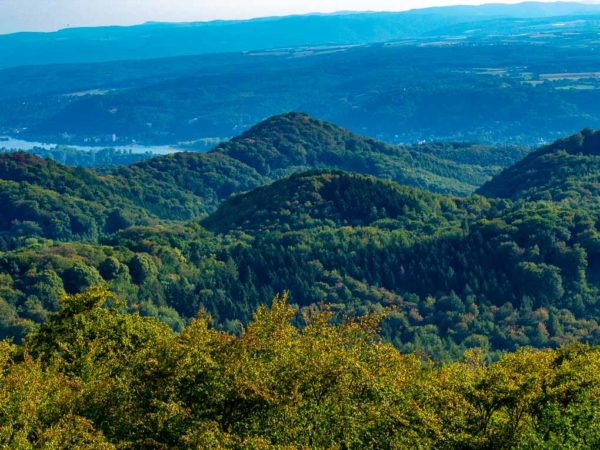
left=2, top=288, right=599, bottom=449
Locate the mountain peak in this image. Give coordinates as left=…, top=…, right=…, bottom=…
left=232, top=112, right=337, bottom=143
left=212, top=112, right=372, bottom=177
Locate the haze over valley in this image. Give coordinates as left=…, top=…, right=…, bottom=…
left=2, top=2, right=600, bottom=151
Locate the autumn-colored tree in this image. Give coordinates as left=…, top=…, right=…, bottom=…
left=1, top=288, right=599, bottom=449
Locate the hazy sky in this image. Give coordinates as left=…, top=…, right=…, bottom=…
left=0, top=0, right=589, bottom=34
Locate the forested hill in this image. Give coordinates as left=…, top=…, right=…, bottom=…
left=0, top=151, right=218, bottom=244
left=0, top=113, right=526, bottom=245
left=478, top=128, right=600, bottom=202
left=0, top=153, right=160, bottom=243
left=1, top=124, right=600, bottom=359
left=203, top=170, right=486, bottom=234
left=111, top=111, right=516, bottom=203
left=207, top=112, right=512, bottom=194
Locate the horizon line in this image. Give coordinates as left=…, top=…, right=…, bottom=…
left=2, top=0, right=600, bottom=36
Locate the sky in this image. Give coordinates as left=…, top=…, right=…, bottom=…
left=0, top=0, right=592, bottom=34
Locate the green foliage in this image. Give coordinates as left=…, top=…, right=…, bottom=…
left=1, top=289, right=599, bottom=448
left=62, top=262, right=103, bottom=294
left=1, top=114, right=515, bottom=247
left=0, top=122, right=599, bottom=361
left=478, top=129, right=600, bottom=203
left=128, top=254, right=158, bottom=285
left=203, top=170, right=489, bottom=233
left=214, top=113, right=500, bottom=194
left=1, top=164, right=600, bottom=359
left=0, top=153, right=157, bottom=246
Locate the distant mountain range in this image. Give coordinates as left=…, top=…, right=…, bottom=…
left=1, top=2, right=600, bottom=146
left=3, top=33, right=600, bottom=146
left=1, top=2, right=600, bottom=69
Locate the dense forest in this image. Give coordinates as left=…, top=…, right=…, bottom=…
left=2, top=288, right=599, bottom=448
left=1, top=111, right=600, bottom=447
left=0, top=113, right=527, bottom=247
left=3, top=2, right=600, bottom=445
left=1, top=114, right=599, bottom=363
left=478, top=128, right=600, bottom=202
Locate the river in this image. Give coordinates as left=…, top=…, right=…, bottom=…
left=0, top=136, right=184, bottom=155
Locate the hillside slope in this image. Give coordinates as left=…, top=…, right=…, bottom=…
left=1, top=113, right=510, bottom=245
left=4, top=120, right=600, bottom=360
left=203, top=170, right=486, bottom=233
left=199, top=169, right=600, bottom=357
left=116, top=112, right=512, bottom=216
left=4, top=164, right=600, bottom=358
left=3, top=34, right=598, bottom=145
left=478, top=128, right=600, bottom=201
left=209, top=113, right=501, bottom=194
left=0, top=153, right=161, bottom=244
